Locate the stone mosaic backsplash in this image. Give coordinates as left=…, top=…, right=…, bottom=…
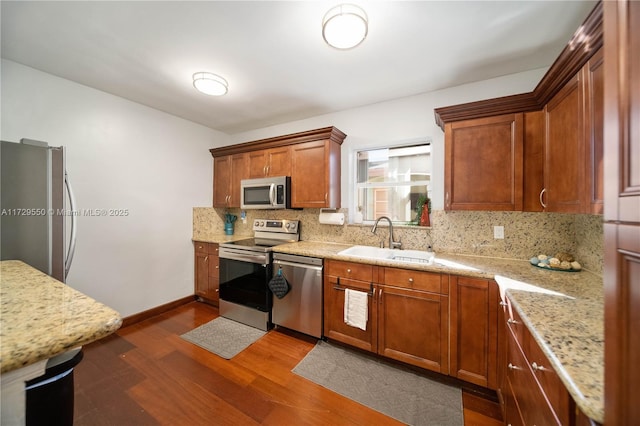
left=193, top=207, right=603, bottom=274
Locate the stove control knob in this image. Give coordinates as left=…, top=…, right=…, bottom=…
left=285, top=223, right=291, bottom=229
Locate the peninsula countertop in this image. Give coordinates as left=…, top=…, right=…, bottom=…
left=272, top=241, right=604, bottom=423
left=0, top=260, right=123, bottom=374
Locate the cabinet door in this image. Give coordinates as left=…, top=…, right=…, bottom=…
left=194, top=243, right=209, bottom=299
left=450, top=276, right=499, bottom=389
left=207, top=243, right=220, bottom=306
left=213, top=156, right=232, bottom=207
left=248, top=147, right=291, bottom=178
left=229, top=153, right=248, bottom=207
left=266, top=146, right=291, bottom=177
left=584, top=47, right=604, bottom=215
left=544, top=74, right=585, bottom=213
left=378, top=285, right=449, bottom=374
left=444, top=113, right=524, bottom=211
left=323, top=274, right=376, bottom=353
left=291, top=140, right=341, bottom=208
left=248, top=150, right=268, bottom=178
left=604, top=3, right=640, bottom=424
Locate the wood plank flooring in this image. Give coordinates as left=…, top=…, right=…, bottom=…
left=74, top=301, right=502, bottom=425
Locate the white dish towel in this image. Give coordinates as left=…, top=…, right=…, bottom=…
left=344, top=288, right=368, bottom=331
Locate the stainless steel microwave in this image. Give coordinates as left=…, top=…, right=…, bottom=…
left=241, top=176, right=291, bottom=209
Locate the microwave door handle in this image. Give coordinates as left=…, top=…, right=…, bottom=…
left=269, top=183, right=276, bottom=206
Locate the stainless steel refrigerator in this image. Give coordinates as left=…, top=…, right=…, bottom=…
left=1, top=139, right=77, bottom=282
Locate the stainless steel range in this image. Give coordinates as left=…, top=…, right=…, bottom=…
left=218, top=219, right=299, bottom=331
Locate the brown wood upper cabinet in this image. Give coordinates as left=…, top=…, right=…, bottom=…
left=248, top=146, right=291, bottom=178
left=210, top=126, right=346, bottom=209
left=436, top=3, right=604, bottom=213
left=213, top=153, right=248, bottom=208
left=534, top=48, right=604, bottom=214
left=444, top=113, right=524, bottom=211
left=291, top=139, right=342, bottom=208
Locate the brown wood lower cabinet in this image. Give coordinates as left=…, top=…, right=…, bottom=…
left=323, top=260, right=449, bottom=374
left=499, top=296, right=602, bottom=426
left=193, top=241, right=219, bottom=306
left=450, top=276, right=499, bottom=389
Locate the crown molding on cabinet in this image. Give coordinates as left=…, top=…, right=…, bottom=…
left=434, top=1, right=603, bottom=130
left=210, top=126, right=346, bottom=158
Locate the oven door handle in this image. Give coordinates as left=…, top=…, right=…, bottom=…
left=220, top=250, right=268, bottom=265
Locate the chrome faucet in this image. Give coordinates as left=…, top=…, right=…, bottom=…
left=371, top=216, right=402, bottom=249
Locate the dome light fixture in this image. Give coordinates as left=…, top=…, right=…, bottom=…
left=322, top=3, right=368, bottom=50
left=192, top=72, right=228, bottom=96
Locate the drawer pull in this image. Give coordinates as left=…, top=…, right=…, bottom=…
left=408, top=278, right=414, bottom=283
left=507, top=318, right=518, bottom=325
left=346, top=268, right=352, bottom=274
left=499, top=301, right=508, bottom=307
left=531, top=362, right=546, bottom=372
left=508, top=363, right=519, bottom=370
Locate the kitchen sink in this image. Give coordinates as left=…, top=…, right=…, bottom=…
left=338, top=245, right=435, bottom=265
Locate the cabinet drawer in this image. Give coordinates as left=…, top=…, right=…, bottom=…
left=194, top=241, right=209, bottom=254
left=525, top=331, right=570, bottom=425
left=381, top=267, right=445, bottom=294
left=504, top=297, right=526, bottom=348
left=327, top=260, right=373, bottom=282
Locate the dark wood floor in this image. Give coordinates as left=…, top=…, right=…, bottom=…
left=74, top=301, right=502, bottom=425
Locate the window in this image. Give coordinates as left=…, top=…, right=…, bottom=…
left=355, top=143, right=431, bottom=224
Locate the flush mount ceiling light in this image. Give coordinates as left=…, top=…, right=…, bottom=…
left=192, top=72, right=228, bottom=96
left=322, top=3, right=368, bottom=50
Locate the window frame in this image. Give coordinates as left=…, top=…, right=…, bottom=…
left=350, top=138, right=432, bottom=225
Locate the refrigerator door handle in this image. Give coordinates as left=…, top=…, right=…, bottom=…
left=64, top=170, right=77, bottom=279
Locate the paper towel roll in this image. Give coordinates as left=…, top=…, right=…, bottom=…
left=319, top=211, right=345, bottom=225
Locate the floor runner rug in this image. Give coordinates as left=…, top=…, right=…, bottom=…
left=181, top=317, right=266, bottom=359
left=293, top=340, right=463, bottom=426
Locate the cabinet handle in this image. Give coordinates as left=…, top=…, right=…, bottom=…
left=531, top=362, right=546, bottom=372
left=539, top=188, right=547, bottom=209
left=508, top=363, right=519, bottom=370
left=408, top=278, right=414, bottom=284
left=215, top=265, right=219, bottom=269
left=507, top=318, right=518, bottom=325
left=215, top=289, right=219, bottom=292
left=346, top=268, right=352, bottom=274
left=204, top=256, right=208, bottom=262
left=499, top=301, right=508, bottom=307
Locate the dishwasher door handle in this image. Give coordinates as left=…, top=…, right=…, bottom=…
left=273, top=260, right=323, bottom=272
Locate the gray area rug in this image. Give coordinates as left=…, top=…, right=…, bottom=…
left=293, top=341, right=463, bottom=426
left=181, top=317, right=266, bottom=359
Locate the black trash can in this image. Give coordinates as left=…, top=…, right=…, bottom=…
left=25, top=348, right=84, bottom=426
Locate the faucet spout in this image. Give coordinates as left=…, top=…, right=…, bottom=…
left=371, top=216, right=401, bottom=249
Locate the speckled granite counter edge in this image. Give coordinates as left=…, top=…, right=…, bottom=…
left=271, top=240, right=604, bottom=423
left=1, top=261, right=123, bottom=374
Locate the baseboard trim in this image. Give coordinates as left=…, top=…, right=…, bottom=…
left=121, top=295, right=197, bottom=328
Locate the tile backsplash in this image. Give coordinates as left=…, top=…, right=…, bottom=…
left=193, top=208, right=603, bottom=274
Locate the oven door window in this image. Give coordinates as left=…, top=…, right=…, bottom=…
left=219, top=258, right=272, bottom=312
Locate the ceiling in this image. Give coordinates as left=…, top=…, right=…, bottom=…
left=1, top=1, right=597, bottom=135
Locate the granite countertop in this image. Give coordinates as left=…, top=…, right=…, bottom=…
left=193, top=234, right=252, bottom=244
left=272, top=241, right=604, bottom=423
left=0, top=260, right=123, bottom=374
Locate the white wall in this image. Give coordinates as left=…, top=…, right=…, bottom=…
left=1, top=59, right=229, bottom=317
left=230, top=67, right=547, bottom=214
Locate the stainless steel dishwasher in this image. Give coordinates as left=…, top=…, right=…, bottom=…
left=271, top=253, right=323, bottom=338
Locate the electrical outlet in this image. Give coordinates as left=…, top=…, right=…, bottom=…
left=493, top=226, right=505, bottom=239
